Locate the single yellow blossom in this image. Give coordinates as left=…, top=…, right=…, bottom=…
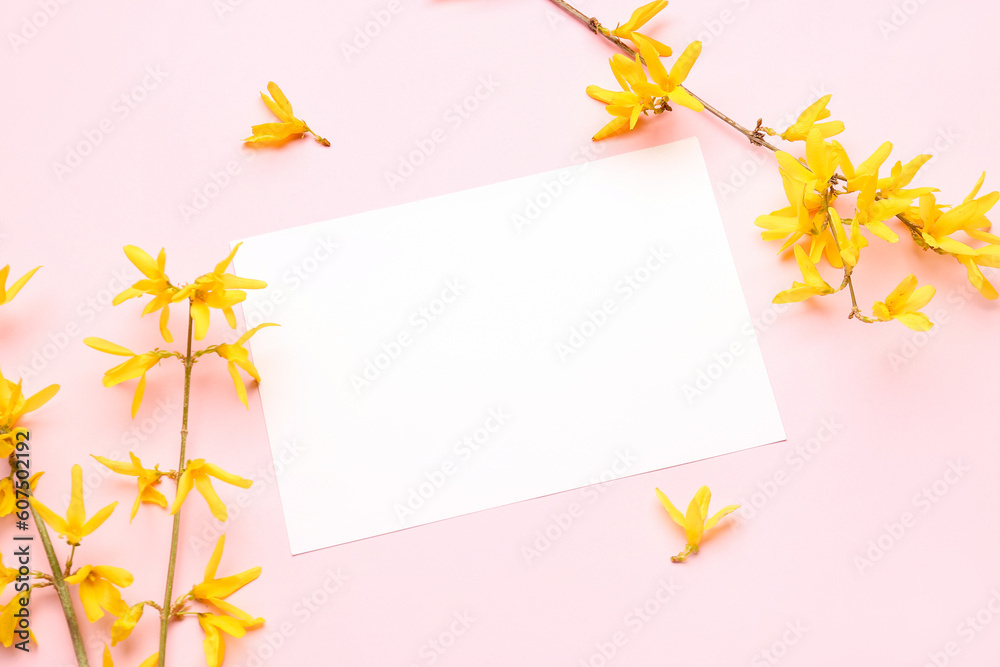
left=0, top=264, right=40, bottom=307
left=0, top=589, right=32, bottom=647
left=190, top=535, right=263, bottom=624
left=0, top=369, right=58, bottom=458
left=213, top=323, right=278, bottom=408
left=877, top=154, right=936, bottom=200
left=113, top=246, right=177, bottom=342
left=84, top=338, right=168, bottom=418
left=198, top=612, right=262, bottom=667
left=585, top=37, right=702, bottom=141
left=170, top=459, right=253, bottom=522
left=600, top=1, right=673, bottom=56
left=110, top=601, right=145, bottom=646
left=656, top=486, right=739, bottom=562
left=0, top=472, right=41, bottom=517
left=64, top=564, right=132, bottom=622
left=852, top=175, right=908, bottom=244
left=872, top=274, right=936, bottom=331
left=29, top=464, right=118, bottom=546
left=773, top=245, right=836, bottom=303
left=92, top=453, right=167, bottom=521
left=836, top=140, right=892, bottom=192
left=171, top=243, right=267, bottom=340
left=245, top=81, right=330, bottom=146
left=777, top=94, right=844, bottom=142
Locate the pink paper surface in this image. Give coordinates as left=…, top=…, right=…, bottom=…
left=3, top=0, right=1000, bottom=665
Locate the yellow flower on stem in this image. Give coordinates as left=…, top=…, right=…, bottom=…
left=245, top=81, right=330, bottom=146
left=777, top=94, right=844, bottom=142
left=601, top=1, right=673, bottom=56
left=110, top=601, right=145, bottom=646
left=0, top=264, right=40, bottom=307
left=84, top=337, right=169, bottom=418
left=0, top=472, right=42, bottom=517
left=29, top=464, right=118, bottom=546
left=190, top=535, right=264, bottom=624
left=852, top=176, right=907, bottom=244
left=171, top=243, right=267, bottom=341
left=585, top=37, right=702, bottom=141
left=876, top=154, right=936, bottom=201
left=872, top=274, right=936, bottom=331
left=170, top=459, right=253, bottom=522
left=113, top=246, right=177, bottom=343
left=773, top=245, right=836, bottom=304
left=0, top=369, right=59, bottom=458
left=656, top=486, right=739, bottom=562
left=837, top=140, right=892, bottom=192
left=211, top=323, right=278, bottom=408
left=92, top=452, right=167, bottom=521
left=198, top=613, right=261, bottom=667
left=0, top=588, right=32, bottom=647
left=64, top=564, right=132, bottom=622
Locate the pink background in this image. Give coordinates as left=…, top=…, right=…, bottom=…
left=3, top=0, right=999, bottom=665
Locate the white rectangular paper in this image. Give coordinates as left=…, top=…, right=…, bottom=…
left=234, top=138, right=785, bottom=554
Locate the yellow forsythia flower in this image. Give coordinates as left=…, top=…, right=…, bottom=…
left=92, top=452, right=167, bottom=521
left=778, top=94, right=844, bottom=142
left=198, top=613, right=262, bottom=667
left=84, top=338, right=169, bottom=418
left=586, top=37, right=702, bottom=141
left=170, top=460, right=252, bottom=522
left=872, top=274, right=935, bottom=331
left=773, top=245, right=835, bottom=304
left=64, top=564, right=132, bottom=622
left=114, top=246, right=177, bottom=342
left=0, top=369, right=58, bottom=458
left=213, top=323, right=278, bottom=408
left=656, top=486, right=739, bottom=562
left=0, top=265, right=40, bottom=307
left=245, top=81, right=329, bottom=146
left=602, top=1, right=673, bottom=56
left=171, top=243, right=267, bottom=341
left=110, top=602, right=145, bottom=646
left=190, top=535, right=264, bottom=624
left=29, top=464, right=117, bottom=546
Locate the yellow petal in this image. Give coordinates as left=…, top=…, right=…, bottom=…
left=668, top=41, right=701, bottom=86
left=4, top=266, right=40, bottom=302
left=266, top=82, right=293, bottom=116
left=704, top=504, right=740, bottom=532
left=683, top=492, right=704, bottom=546
left=84, top=338, right=136, bottom=357
left=195, top=474, right=229, bottom=522
left=655, top=488, right=686, bottom=528
left=123, top=246, right=162, bottom=280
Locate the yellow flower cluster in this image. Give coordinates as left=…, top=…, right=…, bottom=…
left=0, top=245, right=277, bottom=663
left=586, top=2, right=703, bottom=140
left=756, top=96, right=1000, bottom=329
left=85, top=243, right=274, bottom=416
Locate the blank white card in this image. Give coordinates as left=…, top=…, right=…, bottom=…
left=233, top=138, right=785, bottom=554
